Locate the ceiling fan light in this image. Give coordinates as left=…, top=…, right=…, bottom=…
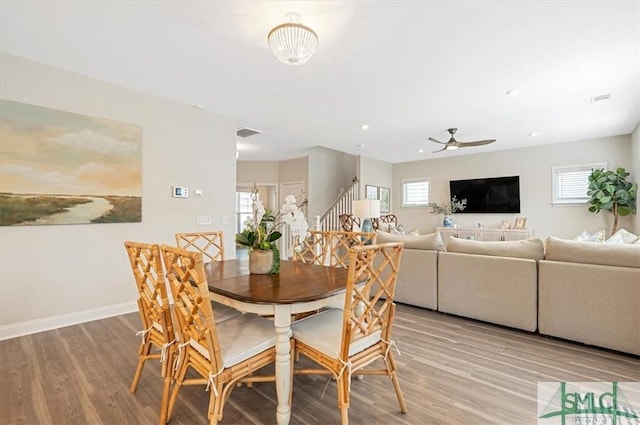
left=446, top=145, right=459, bottom=150
left=268, top=13, right=318, bottom=66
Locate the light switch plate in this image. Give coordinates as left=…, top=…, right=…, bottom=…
left=197, top=215, right=212, bottom=225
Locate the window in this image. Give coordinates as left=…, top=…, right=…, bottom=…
left=236, top=191, right=253, bottom=233
left=552, top=162, right=606, bottom=204
left=402, top=178, right=430, bottom=206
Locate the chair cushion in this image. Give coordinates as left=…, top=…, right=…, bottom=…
left=291, top=309, right=381, bottom=359
left=189, top=314, right=277, bottom=368
left=212, top=302, right=242, bottom=323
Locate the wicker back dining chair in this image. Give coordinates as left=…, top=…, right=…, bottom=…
left=339, top=214, right=361, bottom=232
left=174, top=231, right=240, bottom=324
left=291, top=242, right=407, bottom=425
left=160, top=245, right=282, bottom=425
left=175, top=231, right=225, bottom=263
left=124, top=240, right=176, bottom=425
left=292, top=231, right=376, bottom=268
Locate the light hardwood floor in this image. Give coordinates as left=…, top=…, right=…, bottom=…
left=1, top=304, right=638, bottom=425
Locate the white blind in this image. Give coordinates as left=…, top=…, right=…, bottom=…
left=552, top=163, right=606, bottom=204
left=402, top=179, right=430, bottom=206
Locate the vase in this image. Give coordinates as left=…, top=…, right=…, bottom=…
left=249, top=249, right=275, bottom=274
left=443, top=215, right=453, bottom=228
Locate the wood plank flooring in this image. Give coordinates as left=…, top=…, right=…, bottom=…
left=1, top=304, right=638, bottom=425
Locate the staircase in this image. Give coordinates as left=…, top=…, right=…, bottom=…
left=314, top=177, right=360, bottom=231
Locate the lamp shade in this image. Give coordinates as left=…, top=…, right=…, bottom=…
left=352, top=200, right=380, bottom=219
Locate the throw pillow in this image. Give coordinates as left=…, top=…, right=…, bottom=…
left=574, top=229, right=605, bottom=243
left=408, top=227, right=420, bottom=236
left=609, top=228, right=639, bottom=244
left=604, top=233, right=625, bottom=245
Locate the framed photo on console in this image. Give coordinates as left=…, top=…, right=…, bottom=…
left=514, top=217, right=527, bottom=229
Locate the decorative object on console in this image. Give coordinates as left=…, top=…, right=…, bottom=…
left=353, top=199, right=380, bottom=238
left=235, top=183, right=309, bottom=274
left=268, top=12, right=318, bottom=66
left=427, top=196, right=467, bottom=228
left=587, top=167, right=637, bottom=234
left=513, top=217, right=527, bottom=229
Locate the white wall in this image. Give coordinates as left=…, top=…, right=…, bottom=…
left=358, top=156, right=393, bottom=208
left=393, top=135, right=635, bottom=238
left=307, top=147, right=357, bottom=220
left=0, top=53, right=237, bottom=338
left=237, top=161, right=279, bottom=185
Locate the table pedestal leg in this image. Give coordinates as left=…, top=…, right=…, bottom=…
left=274, top=305, right=292, bottom=425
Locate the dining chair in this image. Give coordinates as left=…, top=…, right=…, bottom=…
left=292, top=230, right=330, bottom=265
left=291, top=242, right=407, bottom=425
left=124, top=241, right=176, bottom=425
left=326, top=230, right=377, bottom=268
left=339, top=214, right=360, bottom=232
left=160, top=244, right=282, bottom=425
left=174, top=231, right=240, bottom=324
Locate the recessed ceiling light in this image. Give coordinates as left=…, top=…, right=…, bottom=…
left=360, top=124, right=370, bottom=130
left=357, top=144, right=365, bottom=148
left=417, top=149, right=424, bottom=153
left=192, top=104, right=205, bottom=109
left=590, top=94, right=611, bottom=103
left=529, top=132, right=539, bottom=137
left=506, top=89, right=520, bottom=96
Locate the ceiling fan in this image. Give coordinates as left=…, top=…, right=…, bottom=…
left=429, top=128, right=496, bottom=153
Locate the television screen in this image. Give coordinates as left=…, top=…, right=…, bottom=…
left=449, top=176, right=520, bottom=213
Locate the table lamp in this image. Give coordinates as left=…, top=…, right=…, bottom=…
left=352, top=199, right=380, bottom=234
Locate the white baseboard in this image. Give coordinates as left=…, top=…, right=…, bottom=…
left=0, top=301, right=138, bottom=341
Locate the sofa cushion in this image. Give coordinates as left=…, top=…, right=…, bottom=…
left=375, top=230, right=445, bottom=251
left=545, top=236, right=640, bottom=268
left=446, top=237, right=545, bottom=260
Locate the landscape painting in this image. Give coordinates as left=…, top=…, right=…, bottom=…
left=0, top=99, right=142, bottom=226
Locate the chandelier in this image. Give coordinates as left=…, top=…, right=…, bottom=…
left=267, top=12, right=318, bottom=66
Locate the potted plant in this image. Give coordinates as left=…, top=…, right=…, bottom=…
left=235, top=184, right=309, bottom=274
left=427, top=196, right=467, bottom=227
left=587, top=167, right=637, bottom=234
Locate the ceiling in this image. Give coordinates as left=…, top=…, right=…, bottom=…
left=1, top=1, right=638, bottom=164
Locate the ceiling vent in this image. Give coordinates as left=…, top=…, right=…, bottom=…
left=590, top=94, right=611, bottom=103
left=236, top=128, right=261, bottom=138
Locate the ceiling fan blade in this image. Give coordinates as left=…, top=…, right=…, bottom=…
left=458, top=139, right=496, bottom=147
left=432, top=146, right=448, bottom=153
left=428, top=137, right=447, bottom=145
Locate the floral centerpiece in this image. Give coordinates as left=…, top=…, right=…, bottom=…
left=427, top=196, right=467, bottom=228
left=235, top=184, right=309, bottom=274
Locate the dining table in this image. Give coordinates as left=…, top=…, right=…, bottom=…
left=205, top=258, right=351, bottom=425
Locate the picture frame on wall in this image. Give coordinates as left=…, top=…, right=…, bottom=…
left=379, top=187, right=390, bottom=213
left=365, top=185, right=378, bottom=200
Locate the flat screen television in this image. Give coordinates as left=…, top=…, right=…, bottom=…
left=449, top=176, right=520, bottom=214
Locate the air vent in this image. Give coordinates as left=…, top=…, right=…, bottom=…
left=236, top=128, right=261, bottom=138
left=590, top=94, right=611, bottom=103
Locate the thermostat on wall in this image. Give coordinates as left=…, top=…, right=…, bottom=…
left=172, top=186, right=189, bottom=198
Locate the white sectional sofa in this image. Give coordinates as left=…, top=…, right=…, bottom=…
left=374, top=229, right=639, bottom=356
left=437, top=238, right=545, bottom=332
left=538, top=237, right=640, bottom=356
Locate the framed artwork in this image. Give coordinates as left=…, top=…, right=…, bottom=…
left=365, top=185, right=378, bottom=200
left=0, top=99, right=142, bottom=226
left=379, top=187, right=390, bottom=213
left=514, top=217, right=527, bottom=229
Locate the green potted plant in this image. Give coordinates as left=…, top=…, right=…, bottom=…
left=235, top=184, right=309, bottom=274
left=587, top=167, right=637, bottom=234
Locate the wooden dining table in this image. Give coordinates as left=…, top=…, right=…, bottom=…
left=205, top=259, right=351, bottom=425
